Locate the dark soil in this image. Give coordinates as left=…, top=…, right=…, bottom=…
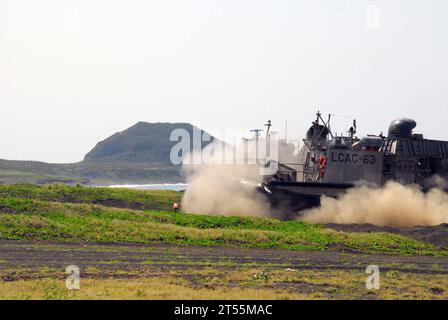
left=0, top=240, right=447, bottom=281
left=325, top=223, right=448, bottom=246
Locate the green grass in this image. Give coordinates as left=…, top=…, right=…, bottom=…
left=0, top=184, right=182, bottom=211
left=0, top=184, right=444, bottom=256
left=0, top=170, right=87, bottom=185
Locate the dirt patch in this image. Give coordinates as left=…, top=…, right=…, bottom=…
left=325, top=223, right=448, bottom=246
left=0, top=206, right=17, bottom=214
left=0, top=240, right=447, bottom=278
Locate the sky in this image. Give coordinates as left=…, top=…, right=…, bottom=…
left=0, top=0, right=447, bottom=163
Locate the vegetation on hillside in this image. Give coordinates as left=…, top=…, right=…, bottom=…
left=84, top=122, right=216, bottom=163
left=0, top=160, right=183, bottom=185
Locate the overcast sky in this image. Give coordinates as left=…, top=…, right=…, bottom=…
left=1, top=0, right=447, bottom=163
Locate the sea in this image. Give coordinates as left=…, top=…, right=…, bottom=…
left=107, top=183, right=188, bottom=191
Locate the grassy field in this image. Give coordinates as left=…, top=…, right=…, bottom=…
left=1, top=267, right=447, bottom=300
left=0, top=184, right=445, bottom=256
left=0, top=184, right=181, bottom=211
left=0, top=184, right=447, bottom=300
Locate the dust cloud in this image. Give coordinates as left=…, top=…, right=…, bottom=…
left=180, top=138, right=296, bottom=216
left=301, top=181, right=448, bottom=227
left=181, top=164, right=272, bottom=216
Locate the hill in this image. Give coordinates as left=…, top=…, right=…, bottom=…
left=84, top=122, right=215, bottom=164
left=0, top=122, right=216, bottom=185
